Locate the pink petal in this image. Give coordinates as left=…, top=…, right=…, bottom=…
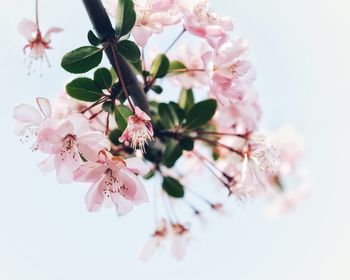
left=18, top=19, right=37, bottom=41
left=38, top=155, right=56, bottom=173
left=74, top=162, right=107, bottom=183
left=77, top=132, right=110, bottom=162
left=132, top=27, right=153, bottom=48
left=85, top=175, right=106, bottom=212
left=13, top=103, right=43, bottom=126
left=171, top=235, right=187, bottom=260
left=43, top=27, right=63, bottom=42
left=37, top=119, right=73, bottom=153
left=139, top=238, right=160, bottom=261
left=118, top=169, right=148, bottom=204
left=54, top=145, right=81, bottom=184
left=134, top=106, right=151, bottom=121
left=125, top=157, right=150, bottom=176
left=65, top=113, right=90, bottom=136
left=111, top=194, right=133, bottom=215
left=36, top=97, right=52, bottom=119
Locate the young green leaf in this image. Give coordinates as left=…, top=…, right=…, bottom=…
left=109, top=129, right=123, bottom=145
left=87, top=30, right=101, bottom=46
left=61, top=46, right=103, bottom=74
left=162, top=139, right=183, bottom=168
left=151, top=85, right=163, bottom=94
left=168, top=60, right=187, bottom=74
left=66, top=78, right=103, bottom=102
left=150, top=54, right=170, bottom=78
left=185, top=99, right=217, bottom=129
left=115, top=0, right=136, bottom=37
left=117, top=40, right=141, bottom=63
left=158, top=103, right=180, bottom=129
left=178, top=88, right=195, bottom=113
left=179, top=137, right=194, bottom=151
left=114, top=104, right=132, bottom=131
left=102, top=101, right=115, bottom=114
left=162, top=176, right=185, bottom=198
left=94, top=68, right=113, bottom=89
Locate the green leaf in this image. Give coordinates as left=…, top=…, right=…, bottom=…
left=150, top=54, right=170, bottom=78
left=87, top=30, right=101, bottom=46
left=162, top=176, right=185, bottom=198
left=130, top=60, right=143, bottom=74
left=162, top=139, right=183, bottom=168
left=109, top=129, right=123, bottom=145
left=179, top=88, right=195, bottom=113
left=117, top=40, right=141, bottom=63
left=94, top=68, right=113, bottom=89
left=168, top=60, right=187, bottom=74
left=143, top=170, right=155, bottom=180
left=185, top=99, right=217, bottom=129
left=102, top=101, right=115, bottom=114
left=169, top=102, right=185, bottom=123
left=66, top=78, right=103, bottom=102
left=115, top=0, right=137, bottom=37
left=179, top=137, right=194, bottom=151
left=114, top=104, right=132, bottom=131
left=61, top=46, right=103, bottom=74
left=158, top=103, right=180, bottom=129
left=212, top=149, right=220, bottom=161
left=151, top=85, right=163, bottom=94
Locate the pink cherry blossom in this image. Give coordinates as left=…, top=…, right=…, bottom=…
left=74, top=151, right=149, bottom=214
left=214, top=89, right=262, bottom=134
left=264, top=181, right=311, bottom=219
left=13, top=97, right=52, bottom=150
left=18, top=19, right=62, bottom=69
left=140, top=221, right=190, bottom=260
left=37, top=114, right=110, bottom=183
left=106, top=0, right=181, bottom=47
left=139, top=219, right=168, bottom=261
left=171, top=223, right=190, bottom=260
left=119, top=106, right=154, bottom=152
left=230, top=134, right=279, bottom=200
left=269, top=125, right=305, bottom=176
left=211, top=37, right=255, bottom=93
left=51, top=91, right=116, bottom=133
left=169, top=43, right=209, bottom=89
left=178, top=0, right=233, bottom=43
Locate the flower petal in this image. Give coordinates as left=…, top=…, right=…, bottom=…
left=38, top=155, right=56, bottom=173
left=74, top=162, right=107, bottom=183
left=43, top=27, right=63, bottom=42
left=54, top=145, right=81, bottom=184
left=125, top=157, right=150, bottom=176
left=77, top=132, right=110, bottom=162
left=36, top=97, right=52, bottom=119
left=85, top=175, right=105, bottom=212
left=18, top=19, right=37, bottom=41
left=13, top=103, right=43, bottom=126
left=118, top=169, right=148, bottom=204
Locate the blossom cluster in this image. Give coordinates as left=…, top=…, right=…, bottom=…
left=15, top=0, right=310, bottom=260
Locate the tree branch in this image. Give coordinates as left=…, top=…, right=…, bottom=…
left=81, top=0, right=150, bottom=114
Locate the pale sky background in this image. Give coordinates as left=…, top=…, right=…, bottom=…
left=0, top=0, right=349, bottom=279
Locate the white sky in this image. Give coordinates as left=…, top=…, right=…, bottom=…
left=0, top=0, right=349, bottom=279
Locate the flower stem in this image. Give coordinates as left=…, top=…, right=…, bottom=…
left=164, top=27, right=186, bottom=54
left=110, top=42, right=135, bottom=113
left=35, top=0, right=39, bottom=27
